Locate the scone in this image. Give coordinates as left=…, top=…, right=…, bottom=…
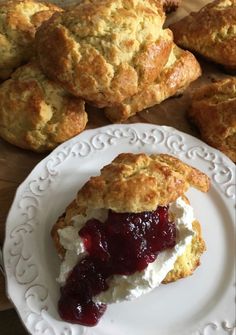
left=0, top=61, right=87, bottom=152
left=0, top=0, right=62, bottom=81
left=187, top=77, right=236, bottom=162
left=51, top=153, right=210, bottom=326
left=36, top=0, right=173, bottom=107
left=105, top=43, right=201, bottom=122
left=169, top=0, right=236, bottom=72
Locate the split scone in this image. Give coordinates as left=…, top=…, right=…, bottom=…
left=0, top=0, right=62, bottom=81
left=51, top=153, right=210, bottom=326
left=187, top=77, right=236, bottom=163
left=105, top=43, right=201, bottom=122
left=0, top=61, right=87, bottom=152
left=169, top=0, right=236, bottom=72
left=36, top=0, right=173, bottom=107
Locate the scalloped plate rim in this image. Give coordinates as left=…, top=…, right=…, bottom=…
left=3, top=123, right=236, bottom=335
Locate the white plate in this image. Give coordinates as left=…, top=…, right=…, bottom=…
left=3, top=124, right=236, bottom=335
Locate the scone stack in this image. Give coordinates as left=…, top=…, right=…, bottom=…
left=0, top=0, right=202, bottom=152
left=35, top=0, right=202, bottom=122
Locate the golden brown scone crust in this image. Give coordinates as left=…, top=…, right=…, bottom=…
left=169, top=0, right=236, bottom=72
left=76, top=153, right=210, bottom=213
left=36, top=0, right=173, bottom=107
left=163, top=219, right=206, bottom=283
left=0, top=61, right=88, bottom=152
left=188, top=77, right=236, bottom=162
left=0, top=0, right=62, bottom=80
left=161, top=0, right=181, bottom=13
left=105, top=43, right=201, bottom=122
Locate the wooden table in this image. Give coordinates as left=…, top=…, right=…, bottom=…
left=0, top=58, right=230, bottom=334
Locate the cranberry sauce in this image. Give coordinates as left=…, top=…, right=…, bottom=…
left=58, top=206, right=176, bottom=326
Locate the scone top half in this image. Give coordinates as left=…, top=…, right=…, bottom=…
left=36, top=0, right=173, bottom=107
left=76, top=153, right=210, bottom=213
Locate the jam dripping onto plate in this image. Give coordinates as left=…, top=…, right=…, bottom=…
left=58, top=206, right=176, bottom=326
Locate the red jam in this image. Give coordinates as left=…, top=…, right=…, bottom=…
left=58, top=206, right=176, bottom=326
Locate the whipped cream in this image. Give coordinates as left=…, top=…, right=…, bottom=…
left=57, top=208, right=107, bottom=283
left=57, top=197, right=195, bottom=303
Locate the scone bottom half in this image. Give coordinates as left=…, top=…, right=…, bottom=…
left=51, top=153, right=210, bottom=326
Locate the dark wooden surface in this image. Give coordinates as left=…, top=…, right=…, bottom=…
left=0, top=309, right=28, bottom=335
